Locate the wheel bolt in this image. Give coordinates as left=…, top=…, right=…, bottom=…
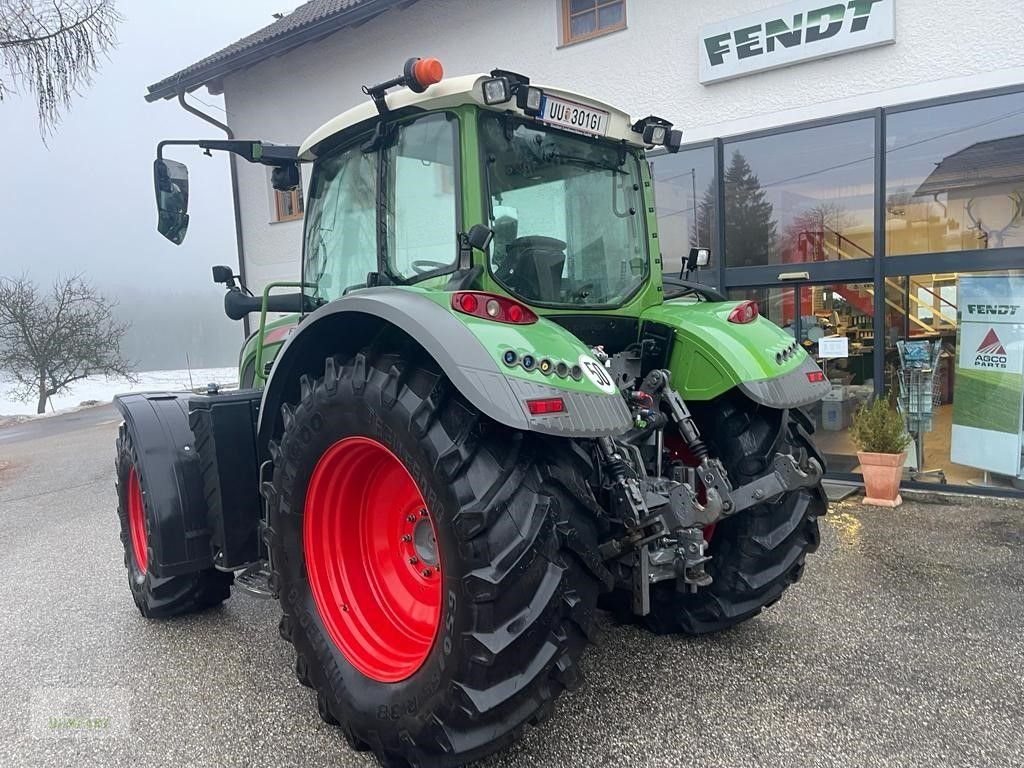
left=419, top=508, right=428, bottom=518
left=341, top=604, right=349, bottom=613
left=408, top=556, right=419, bottom=565
left=406, top=514, right=417, bottom=523
left=401, top=534, right=412, bottom=542
left=421, top=568, right=433, bottom=578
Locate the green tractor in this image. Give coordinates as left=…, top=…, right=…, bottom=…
left=117, top=58, right=829, bottom=767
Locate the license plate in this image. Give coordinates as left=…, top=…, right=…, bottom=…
left=539, top=95, right=609, bottom=137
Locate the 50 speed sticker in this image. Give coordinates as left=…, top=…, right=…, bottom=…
left=577, top=354, right=616, bottom=394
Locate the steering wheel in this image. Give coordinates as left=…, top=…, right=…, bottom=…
left=410, top=259, right=449, bottom=274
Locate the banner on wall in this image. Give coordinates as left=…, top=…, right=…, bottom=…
left=950, top=275, right=1024, bottom=477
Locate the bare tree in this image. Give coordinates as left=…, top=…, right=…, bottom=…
left=0, top=274, right=134, bottom=413
left=0, top=0, right=121, bottom=135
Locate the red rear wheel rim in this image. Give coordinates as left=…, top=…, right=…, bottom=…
left=127, top=466, right=148, bottom=572
left=304, top=436, right=442, bottom=683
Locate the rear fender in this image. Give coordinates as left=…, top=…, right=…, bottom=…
left=640, top=300, right=830, bottom=408
left=114, top=393, right=213, bottom=577
left=256, top=287, right=632, bottom=457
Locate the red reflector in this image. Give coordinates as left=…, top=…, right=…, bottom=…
left=727, top=300, right=759, bottom=324
left=451, top=291, right=538, bottom=324
left=806, top=370, right=826, bottom=383
left=526, top=398, right=565, bottom=415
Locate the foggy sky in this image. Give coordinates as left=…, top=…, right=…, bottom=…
left=0, top=0, right=292, bottom=294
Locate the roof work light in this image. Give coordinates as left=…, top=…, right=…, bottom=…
left=632, top=116, right=683, bottom=153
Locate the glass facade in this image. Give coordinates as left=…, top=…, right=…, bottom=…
left=723, top=119, right=875, bottom=267
left=886, top=91, right=1024, bottom=256
left=652, top=85, right=1024, bottom=496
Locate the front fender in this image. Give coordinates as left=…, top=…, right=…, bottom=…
left=641, top=300, right=830, bottom=408
left=256, top=287, right=632, bottom=454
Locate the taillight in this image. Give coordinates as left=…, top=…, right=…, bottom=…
left=526, top=397, right=565, bottom=415
left=727, top=300, right=759, bottom=324
left=806, top=370, right=826, bottom=383
left=451, top=292, right=538, bottom=324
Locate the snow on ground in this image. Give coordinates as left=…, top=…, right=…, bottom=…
left=0, top=367, right=237, bottom=417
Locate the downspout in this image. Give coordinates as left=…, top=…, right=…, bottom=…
left=175, top=91, right=252, bottom=337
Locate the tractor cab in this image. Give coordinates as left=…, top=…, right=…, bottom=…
left=296, top=61, right=685, bottom=318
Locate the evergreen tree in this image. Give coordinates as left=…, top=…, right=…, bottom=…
left=691, top=179, right=716, bottom=250
left=723, top=150, right=776, bottom=266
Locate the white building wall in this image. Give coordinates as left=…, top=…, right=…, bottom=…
left=218, top=0, right=1024, bottom=291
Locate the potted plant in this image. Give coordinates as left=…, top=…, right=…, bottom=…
left=850, top=398, right=911, bottom=507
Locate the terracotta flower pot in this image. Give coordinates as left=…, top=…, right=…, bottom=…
left=857, top=451, right=906, bottom=507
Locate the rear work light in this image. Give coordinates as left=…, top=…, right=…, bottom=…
left=451, top=292, right=538, bottom=324
left=526, top=397, right=565, bottom=415
left=727, top=300, right=759, bottom=324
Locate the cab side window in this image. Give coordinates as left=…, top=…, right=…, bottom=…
left=386, top=113, right=459, bottom=281
left=303, top=145, right=378, bottom=302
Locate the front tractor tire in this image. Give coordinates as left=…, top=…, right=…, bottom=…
left=640, top=394, right=827, bottom=636
left=114, top=426, right=233, bottom=617
left=267, top=346, right=606, bottom=768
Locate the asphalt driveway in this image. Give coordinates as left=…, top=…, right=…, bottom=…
left=0, top=410, right=1021, bottom=767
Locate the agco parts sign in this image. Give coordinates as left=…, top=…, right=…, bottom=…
left=951, top=275, right=1024, bottom=478
left=699, top=0, right=895, bottom=84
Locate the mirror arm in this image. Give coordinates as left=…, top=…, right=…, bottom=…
left=156, top=139, right=300, bottom=166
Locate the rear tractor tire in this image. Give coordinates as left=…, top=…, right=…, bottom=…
left=636, top=393, right=827, bottom=636
left=267, top=345, right=609, bottom=767
left=115, top=425, right=233, bottom=618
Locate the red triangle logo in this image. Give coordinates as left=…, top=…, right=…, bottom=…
left=977, top=328, right=1007, bottom=356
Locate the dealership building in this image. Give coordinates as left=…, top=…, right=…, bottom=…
left=148, top=0, right=1024, bottom=495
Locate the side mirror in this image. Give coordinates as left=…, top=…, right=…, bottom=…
left=466, top=223, right=494, bottom=252
left=684, top=246, right=711, bottom=274
left=212, top=265, right=236, bottom=287
left=154, top=158, right=190, bottom=245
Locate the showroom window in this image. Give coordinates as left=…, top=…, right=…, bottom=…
left=882, top=270, right=1024, bottom=490
left=561, top=0, right=626, bottom=45
left=650, top=145, right=717, bottom=279
left=886, top=90, right=1024, bottom=256
left=722, top=119, right=875, bottom=267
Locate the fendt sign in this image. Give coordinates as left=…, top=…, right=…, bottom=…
left=699, top=0, right=895, bottom=84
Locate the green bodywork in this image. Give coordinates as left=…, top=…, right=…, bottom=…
left=239, top=102, right=815, bottom=405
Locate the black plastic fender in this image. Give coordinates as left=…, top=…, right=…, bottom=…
left=256, top=287, right=633, bottom=456
left=113, top=392, right=213, bottom=577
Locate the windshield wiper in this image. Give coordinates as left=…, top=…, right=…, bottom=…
left=544, top=152, right=626, bottom=175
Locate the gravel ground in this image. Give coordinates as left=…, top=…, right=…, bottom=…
left=0, top=415, right=1021, bottom=768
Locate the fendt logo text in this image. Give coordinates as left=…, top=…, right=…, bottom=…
left=975, top=328, right=1008, bottom=369
left=967, top=304, right=1020, bottom=316
left=704, top=0, right=885, bottom=67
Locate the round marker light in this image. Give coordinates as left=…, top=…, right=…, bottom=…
left=459, top=293, right=478, bottom=313
left=522, top=355, right=535, bottom=370
left=555, top=361, right=568, bottom=378
left=503, top=350, right=518, bottom=366
left=570, top=365, right=583, bottom=381
left=539, top=359, right=553, bottom=375
left=485, top=299, right=501, bottom=318
left=506, top=303, right=524, bottom=323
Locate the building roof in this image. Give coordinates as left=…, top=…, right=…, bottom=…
left=915, top=134, right=1024, bottom=196
left=145, top=0, right=412, bottom=102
